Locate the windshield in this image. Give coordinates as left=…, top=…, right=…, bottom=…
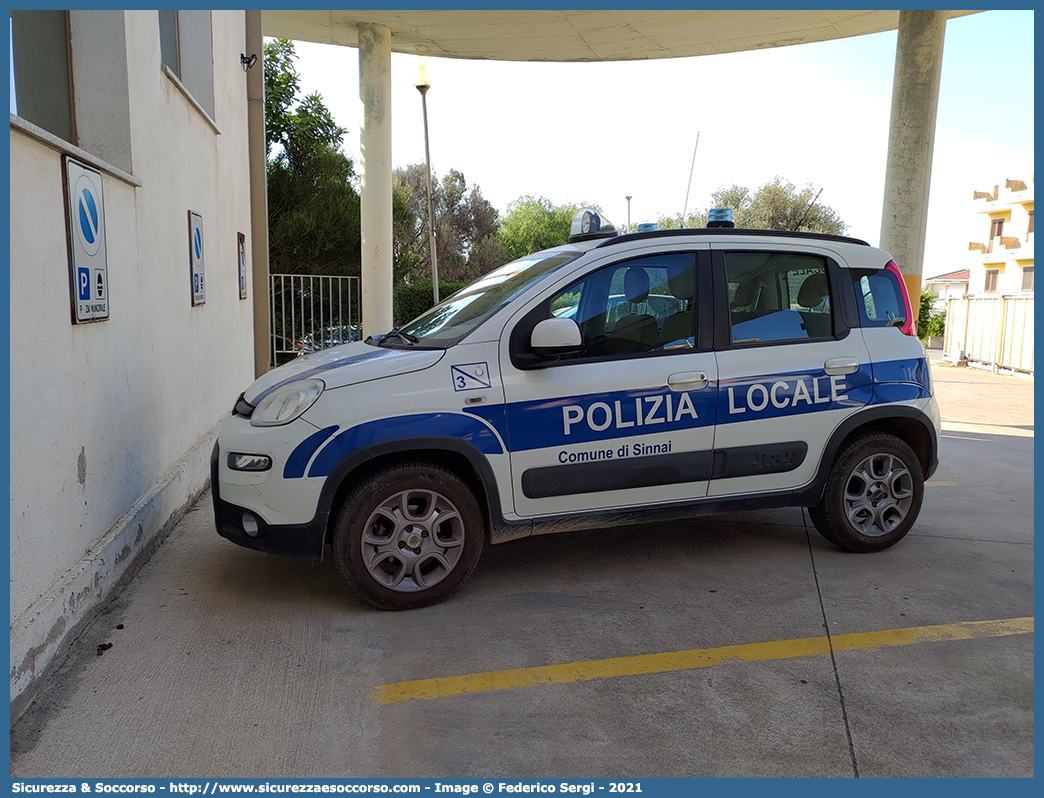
left=389, top=251, right=581, bottom=347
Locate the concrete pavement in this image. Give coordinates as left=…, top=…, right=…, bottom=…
left=10, top=352, right=1033, bottom=778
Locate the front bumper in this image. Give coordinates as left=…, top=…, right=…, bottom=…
left=211, top=442, right=327, bottom=560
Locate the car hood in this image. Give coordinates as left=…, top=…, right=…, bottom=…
left=244, top=342, right=445, bottom=405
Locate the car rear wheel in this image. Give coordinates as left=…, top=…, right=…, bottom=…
left=332, top=463, right=485, bottom=610
left=809, top=433, right=924, bottom=553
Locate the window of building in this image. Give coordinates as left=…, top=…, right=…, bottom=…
left=990, top=218, right=1005, bottom=239
left=9, top=11, right=75, bottom=142
left=1021, top=266, right=1034, bottom=293
left=985, top=270, right=999, bottom=293
left=1028, top=210, right=1034, bottom=237
left=725, top=252, right=833, bottom=344
left=11, top=11, right=134, bottom=173
left=158, top=10, right=215, bottom=120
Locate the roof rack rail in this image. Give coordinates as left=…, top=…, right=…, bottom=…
left=596, top=227, right=869, bottom=248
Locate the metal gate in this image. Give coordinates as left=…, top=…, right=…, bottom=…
left=269, top=273, right=361, bottom=367
left=944, top=294, right=1034, bottom=375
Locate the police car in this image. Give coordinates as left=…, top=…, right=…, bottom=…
left=213, top=208, right=940, bottom=609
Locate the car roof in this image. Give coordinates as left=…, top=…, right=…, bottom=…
left=529, top=228, right=889, bottom=274
left=597, top=227, right=870, bottom=248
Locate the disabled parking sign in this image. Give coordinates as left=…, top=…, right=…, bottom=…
left=64, top=158, right=109, bottom=323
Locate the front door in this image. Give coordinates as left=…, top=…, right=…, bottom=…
left=500, top=248, right=719, bottom=518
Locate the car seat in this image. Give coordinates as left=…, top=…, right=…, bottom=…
left=607, top=267, right=658, bottom=354
left=656, top=260, right=696, bottom=348
left=797, top=272, right=832, bottom=337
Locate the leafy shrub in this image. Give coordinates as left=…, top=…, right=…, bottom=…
left=917, top=289, right=945, bottom=341
left=394, top=280, right=469, bottom=326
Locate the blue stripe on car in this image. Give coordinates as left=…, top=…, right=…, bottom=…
left=462, top=404, right=509, bottom=443
left=284, top=356, right=926, bottom=478
left=305, top=413, right=504, bottom=478
left=283, top=425, right=339, bottom=479
left=252, top=349, right=390, bottom=404
left=503, top=384, right=718, bottom=452
left=870, top=356, right=930, bottom=388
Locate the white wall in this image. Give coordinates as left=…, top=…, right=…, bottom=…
left=924, top=280, right=967, bottom=312
left=9, top=10, right=255, bottom=719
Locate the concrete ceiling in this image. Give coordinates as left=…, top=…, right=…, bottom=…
left=263, top=9, right=981, bottom=63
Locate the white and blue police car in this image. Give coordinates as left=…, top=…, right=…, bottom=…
left=213, top=208, right=940, bottom=609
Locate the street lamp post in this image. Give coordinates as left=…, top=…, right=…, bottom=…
left=625, top=196, right=632, bottom=234
left=414, top=58, right=439, bottom=305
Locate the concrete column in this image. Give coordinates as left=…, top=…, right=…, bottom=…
left=358, top=23, right=394, bottom=336
left=879, top=10, right=947, bottom=319
left=246, top=10, right=271, bottom=377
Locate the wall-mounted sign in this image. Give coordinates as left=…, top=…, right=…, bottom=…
left=64, top=158, right=110, bottom=323
left=238, top=232, right=248, bottom=300
left=189, top=211, right=205, bottom=305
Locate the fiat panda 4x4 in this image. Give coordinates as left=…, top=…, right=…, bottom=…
left=213, top=209, right=940, bottom=609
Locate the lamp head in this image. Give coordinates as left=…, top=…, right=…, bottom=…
left=413, top=56, right=432, bottom=91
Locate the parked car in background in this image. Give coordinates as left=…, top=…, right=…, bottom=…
left=298, top=325, right=360, bottom=353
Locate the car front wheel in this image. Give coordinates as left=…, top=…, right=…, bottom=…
left=332, top=463, right=485, bottom=610
left=809, top=432, right=924, bottom=553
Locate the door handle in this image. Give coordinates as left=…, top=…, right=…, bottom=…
left=668, top=371, right=709, bottom=390
left=824, top=357, right=859, bottom=376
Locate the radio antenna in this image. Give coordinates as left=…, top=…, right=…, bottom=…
left=792, top=188, right=823, bottom=231
left=680, top=131, right=700, bottom=226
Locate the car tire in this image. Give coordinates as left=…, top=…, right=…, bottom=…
left=332, top=463, right=485, bottom=610
left=809, top=432, right=924, bottom=553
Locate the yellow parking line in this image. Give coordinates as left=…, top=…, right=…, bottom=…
left=372, top=617, right=1033, bottom=705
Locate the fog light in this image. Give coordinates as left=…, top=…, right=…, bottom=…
left=228, top=452, right=272, bottom=471
left=242, top=513, right=260, bottom=537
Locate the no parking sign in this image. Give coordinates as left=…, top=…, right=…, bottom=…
left=189, top=211, right=205, bottom=305
left=64, top=158, right=110, bottom=323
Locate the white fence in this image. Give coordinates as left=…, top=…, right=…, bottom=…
left=944, top=294, right=1034, bottom=375
left=269, top=273, right=361, bottom=367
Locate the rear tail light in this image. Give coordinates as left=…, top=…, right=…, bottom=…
left=885, top=260, right=917, bottom=336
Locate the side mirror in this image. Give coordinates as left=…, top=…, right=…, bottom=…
left=531, top=317, right=582, bottom=357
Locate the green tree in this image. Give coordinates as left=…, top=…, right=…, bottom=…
left=264, top=39, right=360, bottom=276
left=498, top=196, right=594, bottom=261
left=264, top=38, right=346, bottom=168
left=393, top=165, right=503, bottom=284
left=918, top=289, right=945, bottom=342
left=655, top=178, right=845, bottom=235
left=744, top=178, right=845, bottom=233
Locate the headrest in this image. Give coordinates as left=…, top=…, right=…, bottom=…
left=666, top=261, right=695, bottom=300
left=797, top=273, right=829, bottom=308
left=624, top=267, right=650, bottom=302
left=732, top=281, right=757, bottom=308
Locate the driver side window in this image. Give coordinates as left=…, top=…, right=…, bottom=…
left=549, top=253, right=698, bottom=360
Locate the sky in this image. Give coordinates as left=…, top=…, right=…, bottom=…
left=284, top=9, right=1034, bottom=281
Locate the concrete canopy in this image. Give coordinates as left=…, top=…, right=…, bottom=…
left=262, top=9, right=978, bottom=62
left=254, top=9, right=982, bottom=342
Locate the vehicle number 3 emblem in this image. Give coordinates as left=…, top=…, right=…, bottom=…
left=451, top=363, right=491, bottom=392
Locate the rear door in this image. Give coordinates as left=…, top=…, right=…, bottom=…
left=499, top=246, right=718, bottom=518
left=709, top=244, right=872, bottom=497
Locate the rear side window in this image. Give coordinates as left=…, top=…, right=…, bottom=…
left=725, top=251, right=833, bottom=344
left=853, top=269, right=906, bottom=327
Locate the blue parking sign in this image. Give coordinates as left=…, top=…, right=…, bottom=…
left=66, top=158, right=109, bottom=322
left=78, top=267, right=91, bottom=301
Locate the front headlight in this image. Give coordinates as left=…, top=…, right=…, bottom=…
left=250, top=379, right=324, bottom=426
